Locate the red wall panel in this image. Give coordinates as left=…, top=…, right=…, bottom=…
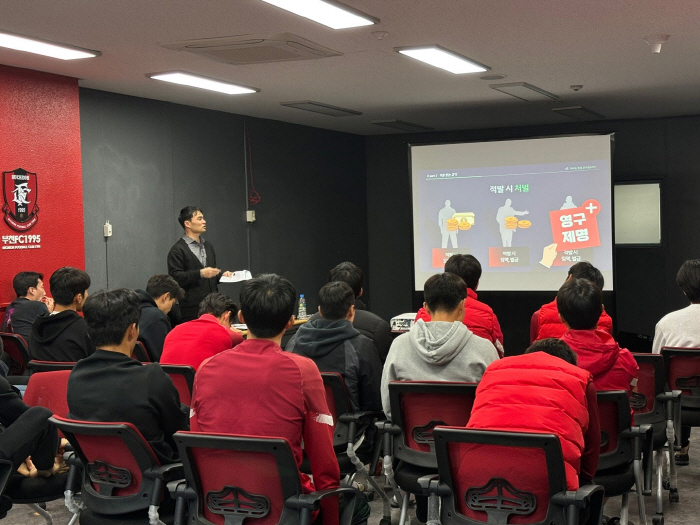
left=0, top=65, right=84, bottom=305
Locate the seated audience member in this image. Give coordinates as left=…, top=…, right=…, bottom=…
left=309, top=262, right=392, bottom=362
left=558, top=278, right=638, bottom=393
left=67, top=289, right=188, bottom=463
left=652, top=259, right=700, bottom=465
left=1, top=272, right=54, bottom=343
left=466, top=339, right=600, bottom=490
left=191, top=274, right=367, bottom=525
left=135, top=275, right=185, bottom=361
left=160, top=292, right=243, bottom=370
left=533, top=261, right=613, bottom=341
left=415, top=254, right=504, bottom=356
left=29, top=267, right=95, bottom=362
left=382, top=272, right=499, bottom=420
left=287, top=281, right=382, bottom=413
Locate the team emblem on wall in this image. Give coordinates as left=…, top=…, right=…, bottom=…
left=2, top=168, right=39, bottom=231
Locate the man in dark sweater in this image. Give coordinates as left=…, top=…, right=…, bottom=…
left=288, top=281, right=382, bottom=413
left=167, top=206, right=232, bottom=323
left=135, top=275, right=185, bottom=361
left=1, top=272, right=54, bottom=343
left=67, top=288, right=188, bottom=463
left=28, top=267, right=95, bottom=362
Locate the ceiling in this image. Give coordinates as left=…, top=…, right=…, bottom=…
left=1, top=0, right=697, bottom=135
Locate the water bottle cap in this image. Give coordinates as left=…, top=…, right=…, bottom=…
left=300, top=294, right=305, bottom=298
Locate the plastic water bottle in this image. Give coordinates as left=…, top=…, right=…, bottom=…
left=298, top=294, right=307, bottom=319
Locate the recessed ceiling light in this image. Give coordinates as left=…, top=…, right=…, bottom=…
left=372, top=120, right=434, bottom=132
left=490, top=82, right=558, bottom=101
left=395, top=45, right=489, bottom=74
left=147, top=72, right=259, bottom=95
left=260, top=0, right=378, bottom=29
left=551, top=105, right=605, bottom=120
left=0, top=30, right=100, bottom=60
left=281, top=100, right=362, bottom=117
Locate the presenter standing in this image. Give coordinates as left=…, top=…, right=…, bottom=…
left=167, top=206, right=232, bottom=323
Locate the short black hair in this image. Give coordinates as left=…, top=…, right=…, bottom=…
left=49, top=267, right=91, bottom=306
left=676, top=259, right=700, bottom=303
left=568, top=261, right=604, bottom=289
left=319, top=281, right=355, bottom=321
left=327, top=262, right=363, bottom=298
left=178, top=206, right=202, bottom=229
left=146, top=275, right=185, bottom=302
left=239, top=274, right=296, bottom=339
left=13, top=271, right=43, bottom=297
left=525, top=338, right=578, bottom=366
left=83, top=289, right=140, bottom=348
left=444, top=254, right=482, bottom=290
left=557, top=278, right=602, bottom=330
left=198, top=292, right=238, bottom=319
left=424, top=273, right=467, bottom=313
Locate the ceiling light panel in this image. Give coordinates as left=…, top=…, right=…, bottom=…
left=490, top=82, right=558, bottom=101
left=372, top=120, right=434, bottom=132
left=551, top=105, right=604, bottom=120
left=148, top=72, right=259, bottom=95
left=396, top=45, right=489, bottom=74
left=281, top=101, right=362, bottom=117
left=261, top=0, right=378, bottom=29
left=0, top=31, right=100, bottom=60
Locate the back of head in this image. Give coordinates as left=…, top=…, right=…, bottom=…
left=83, top=289, right=140, bottom=348
left=327, top=262, right=363, bottom=298
left=49, top=267, right=91, bottom=306
left=676, top=259, right=700, bottom=303
left=146, top=274, right=185, bottom=301
left=239, top=274, right=296, bottom=339
left=557, top=278, right=602, bottom=330
left=568, top=261, right=604, bottom=289
left=13, top=271, right=43, bottom=297
left=424, top=273, right=467, bottom=314
left=178, top=205, right=202, bottom=229
left=198, top=292, right=238, bottom=319
left=319, top=281, right=354, bottom=321
left=525, top=338, right=578, bottom=365
left=444, top=254, right=481, bottom=290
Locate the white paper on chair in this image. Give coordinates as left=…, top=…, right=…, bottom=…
left=219, top=270, right=252, bottom=283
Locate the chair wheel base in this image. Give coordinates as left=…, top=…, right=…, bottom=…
left=652, top=515, right=664, bottom=525
left=662, top=480, right=670, bottom=490
left=669, top=489, right=679, bottom=503
left=379, top=518, right=391, bottom=525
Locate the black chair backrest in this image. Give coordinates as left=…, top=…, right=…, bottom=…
left=661, top=347, right=700, bottom=409
left=632, top=353, right=667, bottom=424
left=389, top=381, right=478, bottom=468
left=596, top=390, right=634, bottom=472
left=321, top=372, right=353, bottom=448
left=0, top=332, right=30, bottom=375
left=434, top=427, right=568, bottom=525
left=132, top=341, right=151, bottom=363
left=158, top=364, right=195, bottom=406
left=50, top=415, right=162, bottom=515
left=174, top=431, right=304, bottom=525
left=27, top=360, right=76, bottom=373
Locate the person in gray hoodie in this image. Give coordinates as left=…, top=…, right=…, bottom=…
left=381, top=272, right=499, bottom=419
left=287, top=281, right=382, bottom=413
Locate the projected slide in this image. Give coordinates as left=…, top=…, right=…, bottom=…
left=411, top=135, right=613, bottom=291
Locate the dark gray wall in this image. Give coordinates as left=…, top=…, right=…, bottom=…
left=366, top=116, right=700, bottom=354
left=81, top=89, right=367, bottom=308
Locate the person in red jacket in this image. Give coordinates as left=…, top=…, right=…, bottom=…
left=160, top=292, right=243, bottom=370
left=558, top=278, right=638, bottom=394
left=415, top=254, right=504, bottom=356
left=466, top=338, right=600, bottom=491
left=533, top=261, right=613, bottom=342
left=190, top=274, right=368, bottom=525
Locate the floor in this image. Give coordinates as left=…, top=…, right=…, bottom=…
left=3, top=442, right=698, bottom=525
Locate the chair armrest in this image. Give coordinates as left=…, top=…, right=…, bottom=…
left=338, top=411, right=384, bottom=425
left=285, top=486, right=357, bottom=511
left=551, top=484, right=605, bottom=508
left=375, top=420, right=401, bottom=435
left=657, top=390, right=682, bottom=402
left=144, top=462, right=184, bottom=482
left=623, top=425, right=652, bottom=459
left=167, top=479, right=196, bottom=501
left=64, top=450, right=82, bottom=468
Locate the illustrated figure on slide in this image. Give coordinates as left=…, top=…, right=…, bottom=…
left=560, top=196, right=576, bottom=210
left=496, top=198, right=528, bottom=247
left=438, top=200, right=458, bottom=248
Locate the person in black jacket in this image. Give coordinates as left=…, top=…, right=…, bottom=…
left=308, top=262, right=393, bottom=362
left=287, top=281, right=382, bottom=413
left=67, top=288, right=188, bottom=463
left=29, top=267, right=95, bottom=362
left=167, top=206, right=232, bottom=323
left=135, top=275, right=184, bottom=361
left=1, top=271, right=54, bottom=344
